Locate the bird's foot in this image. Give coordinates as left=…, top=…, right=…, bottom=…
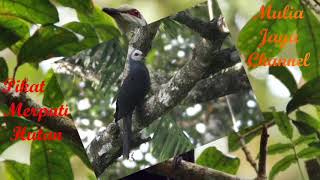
left=172, top=156, right=183, bottom=169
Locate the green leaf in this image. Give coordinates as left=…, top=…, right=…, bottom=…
left=0, top=0, right=59, bottom=24
left=55, top=0, right=94, bottom=14
left=271, top=109, right=293, bottom=139
left=267, top=143, right=292, bottom=155
left=151, top=118, right=194, bottom=161
left=196, top=147, right=240, bottom=175
left=269, top=154, right=296, bottom=180
left=0, top=15, right=30, bottom=50
left=0, top=116, right=36, bottom=154
left=296, top=7, right=320, bottom=80
left=298, top=147, right=320, bottom=160
left=237, top=0, right=298, bottom=66
left=30, top=140, right=73, bottom=180
left=287, top=77, right=320, bottom=113
left=292, top=120, right=318, bottom=136
left=228, top=129, right=258, bottom=152
left=293, top=134, right=317, bottom=146
left=309, top=142, right=320, bottom=148
left=228, top=114, right=272, bottom=152
left=60, top=22, right=100, bottom=56
left=62, top=138, right=93, bottom=169
left=43, top=70, right=64, bottom=108
left=269, top=66, right=297, bottom=95
left=3, top=160, right=29, bottom=180
left=0, top=27, right=20, bottom=51
left=296, top=111, right=320, bottom=130
left=78, top=6, right=120, bottom=41
left=18, top=25, right=78, bottom=66
left=0, top=57, right=9, bottom=82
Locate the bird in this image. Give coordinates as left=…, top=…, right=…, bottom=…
left=102, top=5, right=147, bottom=34
left=114, top=49, right=150, bottom=159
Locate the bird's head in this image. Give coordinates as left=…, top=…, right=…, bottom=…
left=130, top=49, right=144, bottom=62
left=103, top=5, right=147, bottom=29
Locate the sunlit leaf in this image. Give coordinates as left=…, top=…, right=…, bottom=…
left=2, top=160, right=29, bottom=180
left=296, top=6, right=320, bottom=80
left=0, top=116, right=36, bottom=154
left=267, top=143, right=292, bottom=155
left=297, top=147, right=320, bottom=160
left=269, top=154, right=296, bottom=180
left=271, top=110, right=293, bottom=139
left=237, top=0, right=298, bottom=67
left=18, top=25, right=78, bottom=67
left=61, top=22, right=100, bottom=57
left=30, top=140, right=73, bottom=180
left=293, top=134, right=317, bottom=146
left=55, top=0, right=94, bottom=14
left=0, top=0, right=59, bottom=24
left=0, top=15, right=30, bottom=50
left=78, top=6, right=120, bottom=41
left=287, top=77, right=320, bottom=113
left=43, top=70, right=64, bottom=108
left=196, top=147, right=240, bottom=174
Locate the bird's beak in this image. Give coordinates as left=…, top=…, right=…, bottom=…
left=102, top=7, right=120, bottom=16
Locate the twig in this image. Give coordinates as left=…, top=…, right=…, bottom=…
left=238, top=132, right=258, bottom=173
left=256, top=125, right=269, bottom=180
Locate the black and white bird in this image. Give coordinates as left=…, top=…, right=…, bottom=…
left=102, top=5, right=147, bottom=34
left=114, top=49, right=150, bottom=159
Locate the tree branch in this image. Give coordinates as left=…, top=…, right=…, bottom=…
left=185, top=65, right=250, bottom=104
left=238, top=132, right=258, bottom=173
left=148, top=159, right=244, bottom=180
left=256, top=125, right=269, bottom=180
left=87, top=15, right=241, bottom=176
left=0, top=83, right=83, bottom=147
left=173, top=11, right=229, bottom=42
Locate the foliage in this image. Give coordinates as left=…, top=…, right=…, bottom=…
left=0, top=57, right=8, bottom=82
left=236, top=0, right=320, bottom=179
left=0, top=116, right=91, bottom=179
left=196, top=147, right=240, bottom=174
left=43, top=69, right=64, bottom=108
left=151, top=117, right=194, bottom=161
left=0, top=0, right=118, bottom=178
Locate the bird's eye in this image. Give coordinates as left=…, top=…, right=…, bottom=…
left=128, top=9, right=141, bottom=18
left=134, top=53, right=139, bottom=56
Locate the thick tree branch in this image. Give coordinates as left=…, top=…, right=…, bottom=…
left=87, top=15, right=241, bottom=176
left=185, top=65, right=250, bottom=104
left=148, top=159, right=244, bottom=180
left=173, top=11, right=229, bottom=43
left=0, top=83, right=83, bottom=147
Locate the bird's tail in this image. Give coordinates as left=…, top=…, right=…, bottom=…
left=122, top=113, right=132, bottom=159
